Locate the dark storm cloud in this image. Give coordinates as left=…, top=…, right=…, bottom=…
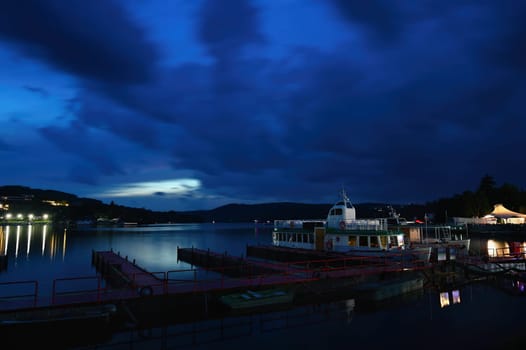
left=67, top=163, right=100, bottom=186
left=0, top=138, right=11, bottom=151
left=197, top=0, right=266, bottom=97
left=0, top=0, right=158, bottom=84
left=329, top=0, right=405, bottom=44
left=74, top=91, right=162, bottom=149
left=30, top=0, right=526, bottom=207
left=32, top=0, right=276, bottom=185
left=197, top=0, right=264, bottom=60
left=477, top=1, right=526, bottom=72
left=23, top=85, right=48, bottom=97
left=39, top=122, right=125, bottom=181
left=249, top=1, right=526, bottom=203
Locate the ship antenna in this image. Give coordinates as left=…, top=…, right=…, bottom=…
left=340, top=185, right=352, bottom=206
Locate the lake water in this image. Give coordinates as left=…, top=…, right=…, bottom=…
left=0, top=223, right=525, bottom=349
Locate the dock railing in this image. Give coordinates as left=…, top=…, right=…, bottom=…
left=51, top=276, right=107, bottom=305
left=0, top=280, right=39, bottom=310
left=0, top=251, right=432, bottom=313
left=488, top=245, right=526, bottom=259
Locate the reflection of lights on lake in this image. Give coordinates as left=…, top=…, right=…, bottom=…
left=27, top=224, right=32, bottom=256
left=440, top=290, right=461, bottom=308
left=440, top=292, right=450, bottom=308
left=42, top=224, right=47, bottom=256
left=4, top=226, right=9, bottom=255
left=345, top=298, right=355, bottom=324
left=62, top=228, right=67, bottom=260
left=345, top=298, right=355, bottom=311
left=512, top=281, right=525, bottom=293
left=2, top=224, right=59, bottom=259
left=15, top=225, right=21, bottom=258
left=451, top=290, right=461, bottom=304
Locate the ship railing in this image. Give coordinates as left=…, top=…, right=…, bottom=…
left=340, top=220, right=386, bottom=231
left=274, top=219, right=325, bottom=229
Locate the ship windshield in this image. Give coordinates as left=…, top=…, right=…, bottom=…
left=330, top=208, right=343, bottom=216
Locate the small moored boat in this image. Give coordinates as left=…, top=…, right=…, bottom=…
left=219, top=288, right=295, bottom=310
left=386, top=206, right=470, bottom=262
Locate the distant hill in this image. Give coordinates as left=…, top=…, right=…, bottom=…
left=184, top=202, right=428, bottom=222
left=0, top=185, right=79, bottom=201
left=0, top=185, right=428, bottom=224
left=184, top=203, right=332, bottom=223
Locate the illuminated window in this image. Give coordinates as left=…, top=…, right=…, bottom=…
left=348, top=236, right=356, bottom=246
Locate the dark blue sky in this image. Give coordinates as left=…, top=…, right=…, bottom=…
left=1, top=0, right=525, bottom=211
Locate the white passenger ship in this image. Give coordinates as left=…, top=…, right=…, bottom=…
left=273, top=189, right=432, bottom=264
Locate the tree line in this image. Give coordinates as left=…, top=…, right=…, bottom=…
left=2, top=177, right=526, bottom=225
left=428, top=175, right=526, bottom=223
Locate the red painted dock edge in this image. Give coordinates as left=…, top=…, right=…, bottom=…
left=0, top=248, right=432, bottom=313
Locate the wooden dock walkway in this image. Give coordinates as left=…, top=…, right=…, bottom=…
left=92, top=250, right=164, bottom=296
left=176, top=247, right=286, bottom=277
left=246, top=244, right=342, bottom=263
left=176, top=246, right=430, bottom=283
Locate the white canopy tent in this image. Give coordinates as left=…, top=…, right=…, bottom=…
left=484, top=204, right=526, bottom=224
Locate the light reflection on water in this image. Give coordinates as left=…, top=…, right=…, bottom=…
left=1, top=225, right=525, bottom=286
left=0, top=223, right=272, bottom=297
left=1, top=224, right=526, bottom=348
left=85, top=282, right=525, bottom=350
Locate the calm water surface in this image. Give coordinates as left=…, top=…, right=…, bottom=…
left=1, top=223, right=525, bottom=349
left=0, top=223, right=269, bottom=296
